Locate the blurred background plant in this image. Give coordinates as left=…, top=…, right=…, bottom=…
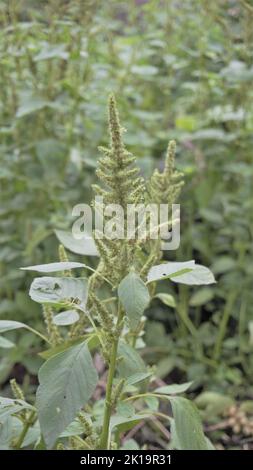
left=0, top=0, right=253, bottom=449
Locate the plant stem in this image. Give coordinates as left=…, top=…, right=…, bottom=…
left=213, top=289, right=238, bottom=362
left=177, top=286, right=198, bottom=337
left=26, top=326, right=50, bottom=344
left=99, top=304, right=124, bottom=449
left=15, top=410, right=36, bottom=449
left=238, top=295, right=247, bottom=354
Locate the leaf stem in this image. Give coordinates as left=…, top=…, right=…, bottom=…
left=26, top=326, right=50, bottom=344
left=124, top=392, right=177, bottom=402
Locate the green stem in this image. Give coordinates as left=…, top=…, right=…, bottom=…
left=213, top=290, right=238, bottom=362
left=176, top=286, right=204, bottom=358
left=177, top=305, right=198, bottom=338
left=99, top=304, right=123, bottom=450
left=238, top=295, right=247, bottom=354
left=15, top=410, right=36, bottom=449
left=25, top=326, right=50, bottom=344
left=177, top=286, right=198, bottom=338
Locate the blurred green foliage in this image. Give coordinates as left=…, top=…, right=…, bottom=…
left=0, top=0, right=253, bottom=421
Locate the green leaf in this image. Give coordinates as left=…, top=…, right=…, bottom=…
left=39, top=334, right=99, bottom=360
left=144, top=396, right=159, bottom=411
left=21, top=262, right=87, bottom=273
left=155, top=293, right=176, bottom=308
left=59, top=419, right=86, bottom=437
left=126, top=372, right=152, bottom=386
left=0, top=416, right=13, bottom=449
left=53, top=310, right=79, bottom=326
left=29, top=277, right=88, bottom=308
left=118, top=272, right=150, bottom=329
left=195, top=392, right=234, bottom=417
left=189, top=288, right=214, bottom=307
left=0, top=320, right=29, bottom=333
left=16, top=96, right=51, bottom=118
left=147, top=261, right=195, bottom=283
left=0, top=336, right=15, bottom=349
left=155, top=382, right=193, bottom=395
left=170, top=397, right=210, bottom=450
left=170, top=265, right=216, bottom=285
left=116, top=402, right=135, bottom=418
left=117, top=341, right=146, bottom=378
left=0, top=397, right=34, bottom=423
left=211, top=256, right=236, bottom=275
left=55, top=230, right=98, bottom=257
left=36, top=341, right=98, bottom=448
left=110, top=414, right=148, bottom=433
left=147, top=261, right=216, bottom=285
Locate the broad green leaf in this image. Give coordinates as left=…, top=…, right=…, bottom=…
left=148, top=261, right=215, bottom=285
left=59, top=419, right=87, bottom=437
left=21, top=421, right=41, bottom=448
left=5, top=418, right=41, bottom=449
left=155, top=382, right=193, bottom=395
left=16, top=97, right=51, bottom=118
left=169, top=418, right=180, bottom=450
left=126, top=372, right=152, bottom=386
left=29, top=277, right=88, bottom=308
left=21, top=262, right=87, bottom=273
left=0, top=358, right=13, bottom=384
left=170, top=397, right=210, bottom=450
left=211, top=256, right=236, bottom=275
left=36, top=341, right=98, bottom=448
left=0, top=416, right=39, bottom=449
left=155, top=293, right=176, bottom=308
left=0, top=397, right=34, bottom=423
left=172, top=421, right=215, bottom=450
left=110, top=413, right=150, bottom=432
left=206, top=437, right=215, bottom=450
left=170, top=265, right=216, bottom=285
left=189, top=288, right=214, bottom=307
left=156, top=357, right=175, bottom=379
left=117, top=341, right=146, bottom=378
left=195, top=392, right=234, bottom=417
left=53, top=310, right=79, bottom=326
left=144, top=396, right=159, bottom=411
left=39, top=334, right=99, bottom=360
left=118, top=272, right=150, bottom=329
left=55, top=230, right=98, bottom=257
left=116, top=402, right=135, bottom=418
left=0, top=336, right=15, bottom=349
left=147, top=261, right=195, bottom=283
left=109, top=408, right=155, bottom=439
left=0, top=320, right=29, bottom=333
left=0, top=416, right=13, bottom=449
